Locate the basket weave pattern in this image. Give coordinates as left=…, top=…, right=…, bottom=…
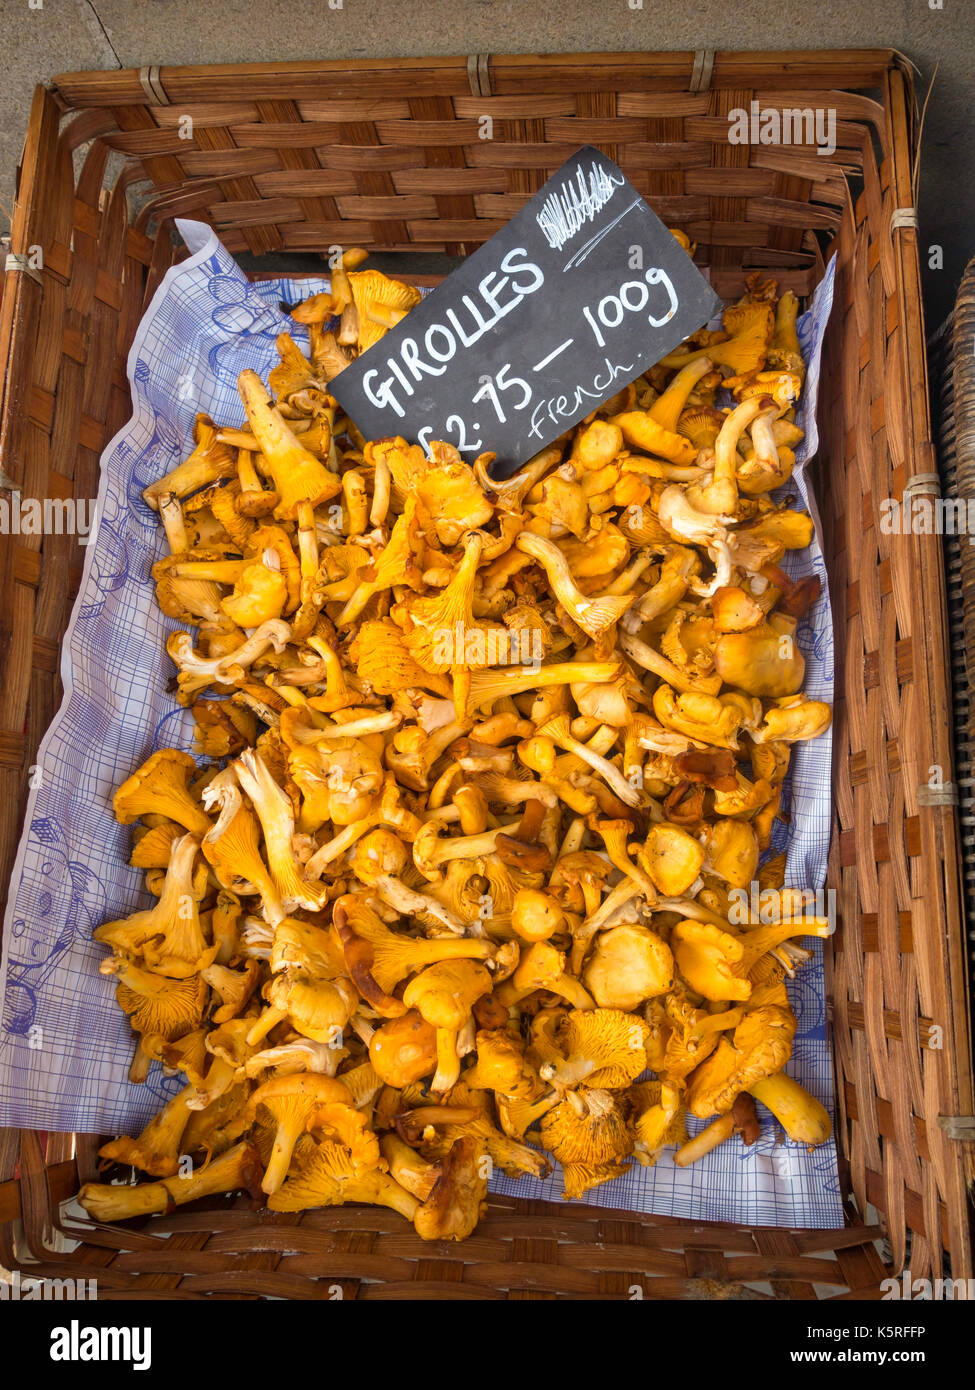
left=0, top=49, right=970, bottom=1298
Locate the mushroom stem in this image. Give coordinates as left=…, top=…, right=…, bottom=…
left=370, top=453, right=391, bottom=526
left=536, top=714, right=642, bottom=809
left=648, top=356, right=714, bottom=432
left=342, top=470, right=368, bottom=537
left=305, top=817, right=379, bottom=879
left=620, top=630, right=721, bottom=697
left=515, top=532, right=635, bottom=638
left=158, top=493, right=188, bottom=553
left=291, top=709, right=402, bottom=742
left=296, top=500, right=319, bottom=603
left=588, top=818, right=658, bottom=904
left=674, top=1114, right=736, bottom=1167
left=431, top=1027, right=461, bottom=1094
left=747, top=1072, right=831, bottom=1145
left=688, top=396, right=766, bottom=517
left=469, top=662, right=620, bottom=709
left=79, top=1143, right=262, bottom=1222
left=571, top=879, right=640, bottom=975
left=558, top=817, right=587, bottom=858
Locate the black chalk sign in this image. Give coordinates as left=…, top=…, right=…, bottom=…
left=330, top=145, right=722, bottom=480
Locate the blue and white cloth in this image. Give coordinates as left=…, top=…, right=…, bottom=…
left=0, top=219, right=841, bottom=1227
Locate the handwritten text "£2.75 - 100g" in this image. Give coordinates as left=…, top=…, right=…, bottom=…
left=362, top=258, right=679, bottom=458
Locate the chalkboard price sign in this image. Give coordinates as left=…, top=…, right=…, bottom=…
left=330, top=145, right=723, bottom=480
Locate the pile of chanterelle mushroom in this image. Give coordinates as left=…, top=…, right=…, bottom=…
left=80, top=245, right=834, bottom=1239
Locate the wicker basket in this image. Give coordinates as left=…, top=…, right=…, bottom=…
left=931, top=257, right=975, bottom=1001
left=0, top=48, right=971, bottom=1300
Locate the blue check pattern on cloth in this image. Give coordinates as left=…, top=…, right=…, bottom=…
left=0, top=220, right=842, bottom=1227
